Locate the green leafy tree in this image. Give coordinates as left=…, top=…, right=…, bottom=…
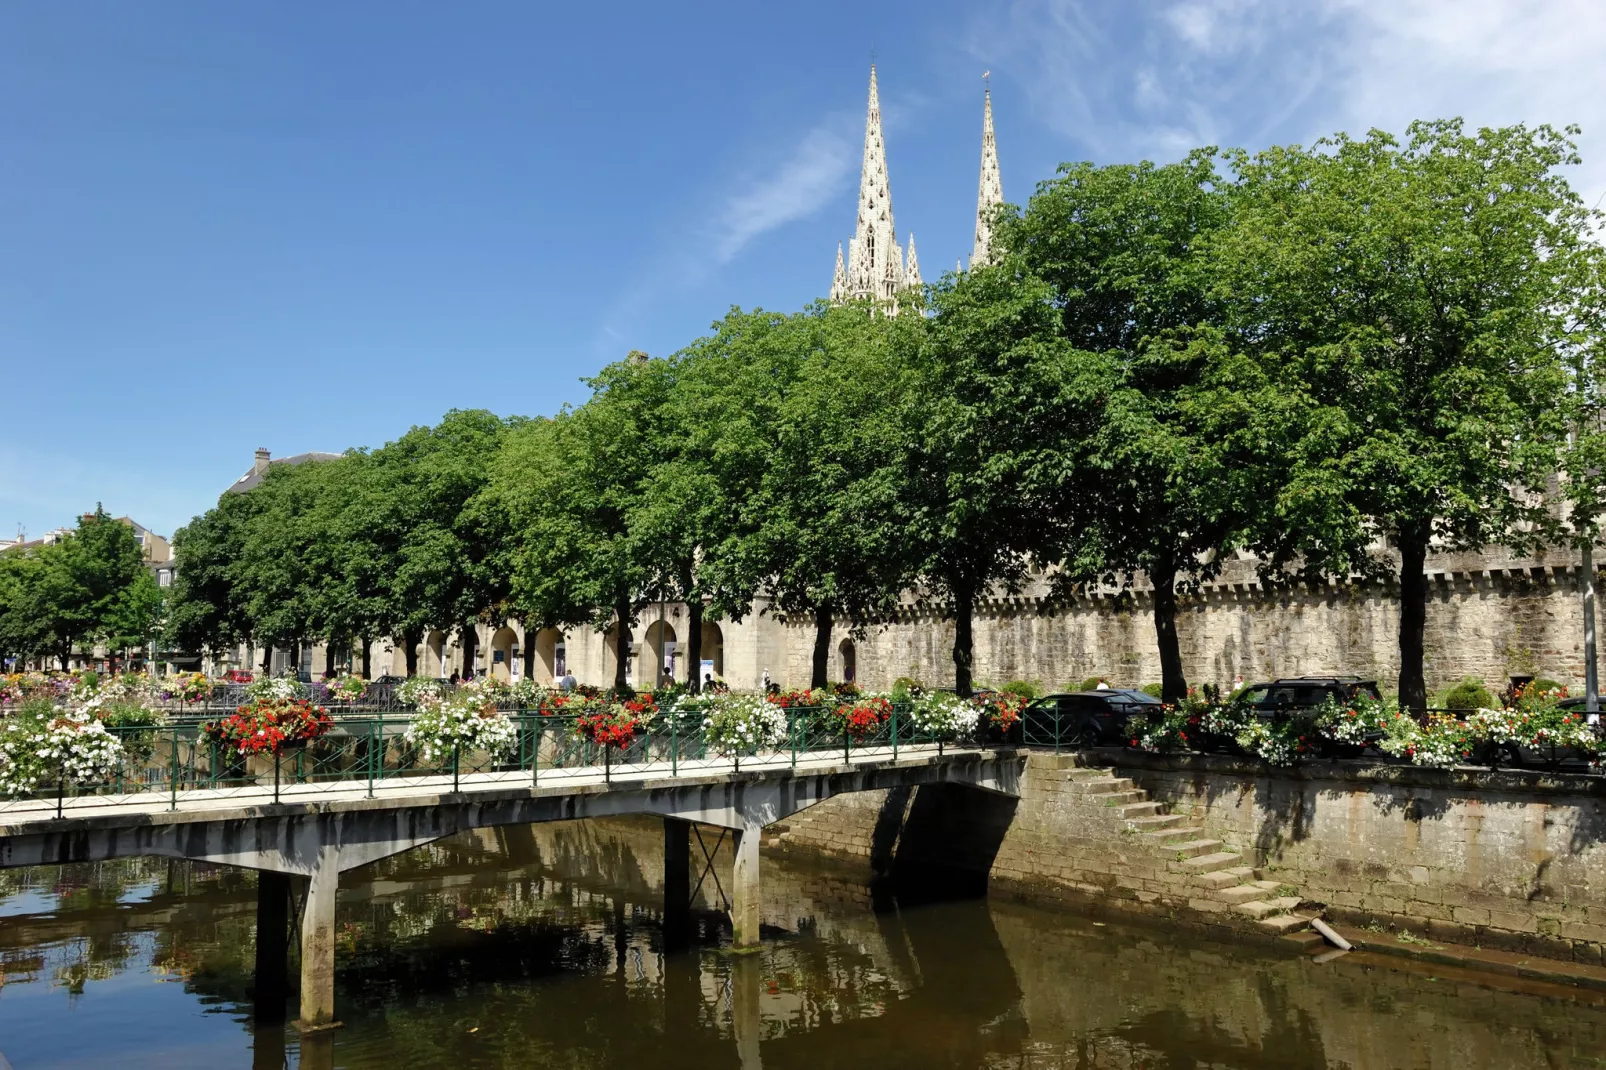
left=622, top=350, right=734, bottom=691
left=900, top=264, right=1080, bottom=695
left=168, top=493, right=255, bottom=665
left=0, top=549, right=47, bottom=664
left=685, top=303, right=916, bottom=689
left=1215, top=120, right=1587, bottom=711
left=370, top=410, right=516, bottom=677
left=104, top=568, right=164, bottom=662
left=231, top=461, right=328, bottom=673
left=496, top=388, right=655, bottom=692
left=1000, top=152, right=1285, bottom=705
left=16, top=508, right=148, bottom=669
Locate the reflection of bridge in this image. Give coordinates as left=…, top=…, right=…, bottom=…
left=0, top=748, right=1020, bottom=1031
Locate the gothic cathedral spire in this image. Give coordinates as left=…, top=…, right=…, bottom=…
left=971, top=85, right=1004, bottom=268
left=833, top=65, right=904, bottom=305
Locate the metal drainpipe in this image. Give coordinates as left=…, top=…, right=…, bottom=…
left=1585, top=543, right=1599, bottom=715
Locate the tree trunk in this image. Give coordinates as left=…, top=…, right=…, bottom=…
left=58, top=647, right=70, bottom=672
left=613, top=598, right=631, bottom=694
left=686, top=598, right=704, bottom=693
left=523, top=635, right=536, bottom=681
left=324, top=643, right=337, bottom=678
left=403, top=629, right=420, bottom=677
left=361, top=638, right=371, bottom=679
left=289, top=642, right=300, bottom=674
left=1152, top=565, right=1187, bottom=706
left=461, top=626, right=478, bottom=678
left=811, top=606, right=833, bottom=690
left=953, top=587, right=975, bottom=698
left=261, top=646, right=272, bottom=675
left=1397, top=524, right=1430, bottom=715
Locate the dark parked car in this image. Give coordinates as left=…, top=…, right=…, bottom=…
left=1021, top=689, right=1163, bottom=748
left=1236, top=676, right=1382, bottom=716
left=1229, top=676, right=1384, bottom=757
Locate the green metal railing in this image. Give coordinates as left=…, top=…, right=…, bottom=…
left=2, top=703, right=1001, bottom=816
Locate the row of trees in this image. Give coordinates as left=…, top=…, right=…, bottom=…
left=0, top=509, right=161, bottom=669
left=162, top=118, right=1606, bottom=711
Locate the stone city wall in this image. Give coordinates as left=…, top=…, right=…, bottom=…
left=220, top=544, right=1598, bottom=696
left=826, top=550, right=1597, bottom=695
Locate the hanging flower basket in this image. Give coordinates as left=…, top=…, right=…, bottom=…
left=574, top=705, right=641, bottom=749
left=203, top=698, right=332, bottom=757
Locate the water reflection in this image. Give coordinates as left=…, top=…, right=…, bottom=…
left=1, top=818, right=1605, bottom=1068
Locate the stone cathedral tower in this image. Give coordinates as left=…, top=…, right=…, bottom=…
left=972, top=85, right=1004, bottom=267
left=829, top=66, right=914, bottom=306
left=829, top=68, right=1004, bottom=304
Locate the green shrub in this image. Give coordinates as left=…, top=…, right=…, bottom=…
left=1532, top=677, right=1564, bottom=695
left=1077, top=675, right=1111, bottom=692
left=1140, top=682, right=1163, bottom=699
left=1439, top=679, right=1494, bottom=711
left=891, top=677, right=923, bottom=702
left=1000, top=680, right=1041, bottom=700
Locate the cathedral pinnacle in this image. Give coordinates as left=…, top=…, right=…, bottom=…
left=830, top=242, right=848, bottom=302
left=905, top=234, right=922, bottom=290
left=831, top=64, right=904, bottom=307
left=971, top=82, right=1004, bottom=268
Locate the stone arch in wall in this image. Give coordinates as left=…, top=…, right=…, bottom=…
left=645, top=620, right=677, bottom=688
left=699, top=621, right=725, bottom=684
left=489, top=626, right=518, bottom=682
left=533, top=627, right=563, bottom=681
left=424, top=631, right=447, bottom=677
left=603, top=624, right=635, bottom=688
left=839, top=638, right=857, bottom=684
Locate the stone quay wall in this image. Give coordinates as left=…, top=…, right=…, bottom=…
left=767, top=751, right=1606, bottom=965
left=1115, top=751, right=1606, bottom=961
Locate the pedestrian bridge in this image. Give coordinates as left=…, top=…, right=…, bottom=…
left=0, top=743, right=1022, bottom=1030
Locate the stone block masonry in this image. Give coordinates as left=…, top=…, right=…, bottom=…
left=768, top=750, right=1606, bottom=965
left=772, top=546, right=1600, bottom=694
left=768, top=752, right=1325, bottom=949
left=1112, top=750, right=1606, bottom=965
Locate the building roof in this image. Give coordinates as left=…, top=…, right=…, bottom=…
left=227, top=451, right=343, bottom=494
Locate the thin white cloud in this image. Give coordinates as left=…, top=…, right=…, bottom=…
left=711, top=124, right=856, bottom=264
left=970, top=0, right=1606, bottom=202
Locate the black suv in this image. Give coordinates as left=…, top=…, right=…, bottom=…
left=1022, top=689, right=1163, bottom=748
left=1230, top=676, right=1383, bottom=757
left=1237, top=677, right=1382, bottom=715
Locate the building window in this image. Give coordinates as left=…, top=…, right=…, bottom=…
left=157, top=569, right=171, bottom=588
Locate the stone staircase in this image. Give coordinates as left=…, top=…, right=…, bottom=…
left=1065, top=763, right=1325, bottom=945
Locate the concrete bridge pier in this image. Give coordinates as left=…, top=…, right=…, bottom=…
left=252, top=871, right=292, bottom=1023
left=663, top=817, right=692, bottom=950
left=731, top=825, right=761, bottom=949
left=299, top=844, right=342, bottom=1031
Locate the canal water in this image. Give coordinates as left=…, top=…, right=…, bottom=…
left=1, top=816, right=1604, bottom=1069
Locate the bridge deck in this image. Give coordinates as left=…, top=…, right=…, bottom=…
left=0, top=742, right=1012, bottom=839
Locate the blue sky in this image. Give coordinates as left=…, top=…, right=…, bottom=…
left=5, top=0, right=1605, bottom=539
